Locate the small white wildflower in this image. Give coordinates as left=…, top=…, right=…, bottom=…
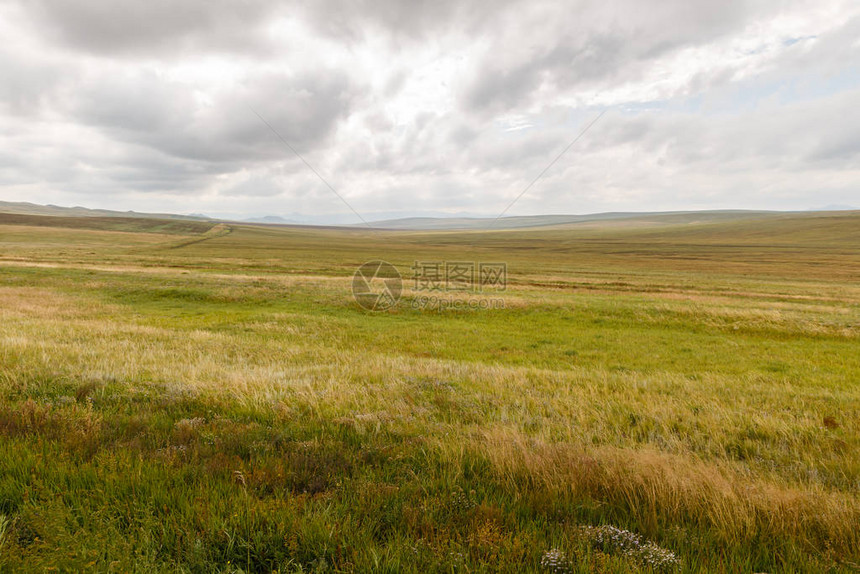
left=449, top=487, right=477, bottom=513
left=581, top=525, right=680, bottom=571
left=540, top=548, right=573, bottom=574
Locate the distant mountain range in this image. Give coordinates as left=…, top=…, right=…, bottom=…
left=0, top=200, right=211, bottom=221
left=810, top=204, right=858, bottom=211
left=242, top=215, right=303, bottom=224
left=362, top=210, right=787, bottom=230
left=1, top=200, right=857, bottom=231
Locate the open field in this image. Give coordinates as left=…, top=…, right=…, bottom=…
left=0, top=211, right=859, bottom=572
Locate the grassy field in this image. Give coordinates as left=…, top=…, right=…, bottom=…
left=0, top=211, right=859, bottom=573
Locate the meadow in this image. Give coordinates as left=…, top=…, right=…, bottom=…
left=0, top=211, right=858, bottom=572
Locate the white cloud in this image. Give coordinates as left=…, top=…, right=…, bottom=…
left=0, top=0, right=858, bottom=220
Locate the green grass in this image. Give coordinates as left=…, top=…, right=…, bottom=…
left=0, top=211, right=859, bottom=572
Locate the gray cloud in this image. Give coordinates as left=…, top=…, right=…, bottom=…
left=65, top=67, right=363, bottom=173
left=296, top=0, right=514, bottom=44
left=24, top=0, right=283, bottom=55
left=0, top=0, right=858, bottom=217
left=460, top=0, right=771, bottom=114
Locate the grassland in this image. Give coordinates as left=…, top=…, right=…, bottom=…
left=0, top=211, right=859, bottom=573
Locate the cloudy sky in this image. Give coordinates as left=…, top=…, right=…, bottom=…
left=1, top=0, right=858, bottom=222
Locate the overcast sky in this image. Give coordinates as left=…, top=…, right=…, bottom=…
left=1, top=0, right=858, bottom=222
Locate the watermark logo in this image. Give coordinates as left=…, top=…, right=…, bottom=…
left=411, top=294, right=506, bottom=312
left=352, top=260, right=402, bottom=311
left=411, top=261, right=506, bottom=292
left=354, top=260, right=506, bottom=311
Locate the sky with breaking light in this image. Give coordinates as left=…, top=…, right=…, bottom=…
left=1, top=0, right=858, bottom=222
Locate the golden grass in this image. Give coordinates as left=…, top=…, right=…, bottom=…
left=1, top=213, right=859, bottom=571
